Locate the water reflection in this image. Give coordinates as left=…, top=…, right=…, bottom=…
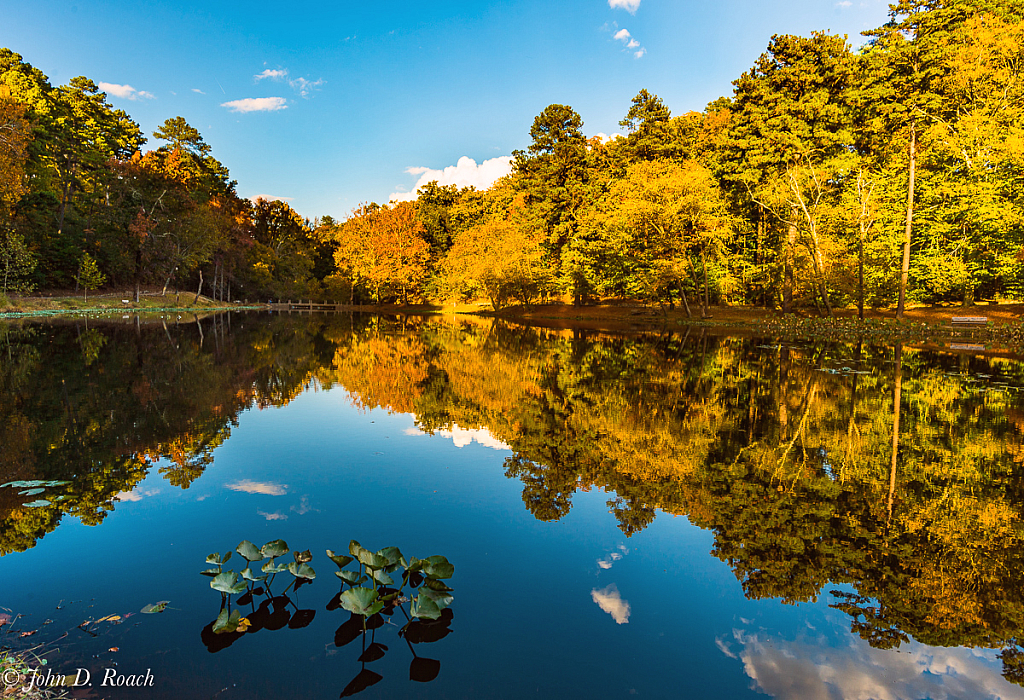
left=719, top=628, right=1024, bottom=700
left=4, top=314, right=1024, bottom=688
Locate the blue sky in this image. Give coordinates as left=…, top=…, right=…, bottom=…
left=3, top=0, right=889, bottom=219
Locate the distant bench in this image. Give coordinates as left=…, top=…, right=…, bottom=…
left=951, top=316, right=988, bottom=327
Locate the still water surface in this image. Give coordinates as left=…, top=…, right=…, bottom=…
left=1, top=313, right=1024, bottom=699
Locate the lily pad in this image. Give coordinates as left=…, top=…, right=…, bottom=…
left=418, top=587, right=453, bottom=610
left=262, top=560, right=289, bottom=574
left=23, top=500, right=51, bottom=508
left=236, top=540, right=263, bottom=562
left=261, top=539, right=289, bottom=559
left=212, top=608, right=244, bottom=634
left=377, top=546, right=403, bottom=566
left=422, top=557, right=454, bottom=580
left=211, top=572, right=247, bottom=595
left=336, top=570, right=365, bottom=585
left=240, top=567, right=267, bottom=583
left=200, top=568, right=221, bottom=577
left=141, top=601, right=170, bottom=614
left=293, top=549, right=313, bottom=564
left=410, top=594, right=441, bottom=620
left=326, top=550, right=353, bottom=568
left=338, top=587, right=384, bottom=617
left=371, top=569, right=394, bottom=586
left=287, top=562, right=316, bottom=580
left=206, top=552, right=232, bottom=566
left=18, top=488, right=46, bottom=497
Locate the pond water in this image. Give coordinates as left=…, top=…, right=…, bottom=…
left=2, top=313, right=1024, bottom=699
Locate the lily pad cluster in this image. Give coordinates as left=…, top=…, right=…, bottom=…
left=201, top=539, right=316, bottom=635
left=328, top=541, right=456, bottom=695
left=330, top=540, right=454, bottom=622
left=0, top=480, right=70, bottom=508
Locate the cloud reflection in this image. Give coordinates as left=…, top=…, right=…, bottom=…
left=405, top=424, right=510, bottom=450
left=718, top=629, right=1024, bottom=700
left=592, top=584, right=631, bottom=624
left=225, top=480, right=288, bottom=496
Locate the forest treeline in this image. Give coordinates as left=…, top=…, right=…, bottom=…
left=3, top=0, right=1024, bottom=314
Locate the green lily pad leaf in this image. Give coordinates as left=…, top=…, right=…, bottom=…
left=236, top=540, right=264, bottom=562
left=211, top=572, right=247, bottom=595
left=293, top=549, right=313, bottom=564
left=422, top=559, right=454, bottom=580
left=141, top=601, right=170, bottom=614
left=23, top=500, right=51, bottom=508
left=402, top=556, right=423, bottom=573
left=418, top=587, right=453, bottom=610
left=206, top=552, right=231, bottom=566
left=2, top=480, right=42, bottom=488
left=410, top=594, right=441, bottom=620
left=338, top=587, right=384, bottom=617
left=200, top=568, right=221, bottom=577
left=371, top=569, right=394, bottom=586
left=241, top=567, right=267, bottom=583
left=326, top=550, right=354, bottom=568
left=212, top=608, right=243, bottom=634
left=262, top=560, right=288, bottom=574
left=287, top=562, right=316, bottom=580
left=377, top=546, right=403, bottom=566
left=260, top=539, right=289, bottom=559
left=18, top=488, right=46, bottom=496
left=423, top=579, right=453, bottom=592
left=336, top=570, right=365, bottom=585
left=349, top=540, right=367, bottom=558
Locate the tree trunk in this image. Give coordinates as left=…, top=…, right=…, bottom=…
left=135, top=279, right=140, bottom=304
left=193, top=269, right=204, bottom=305
left=783, top=221, right=796, bottom=314
left=678, top=281, right=692, bottom=319
left=896, top=123, right=916, bottom=320
left=162, top=274, right=172, bottom=297
left=701, top=247, right=711, bottom=313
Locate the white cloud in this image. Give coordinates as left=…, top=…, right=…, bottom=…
left=255, top=68, right=288, bottom=81
left=389, top=155, right=513, bottom=202
left=225, top=480, right=288, bottom=496
left=627, top=39, right=639, bottom=48
left=634, top=48, right=647, bottom=59
left=221, top=97, right=288, bottom=113
left=249, top=194, right=293, bottom=203
left=592, top=132, right=624, bottom=143
left=836, top=0, right=852, bottom=6
left=609, top=0, right=641, bottom=12
left=720, top=629, right=1024, bottom=700
left=192, top=88, right=206, bottom=95
left=591, top=584, right=631, bottom=624
left=99, top=82, right=155, bottom=101
left=254, top=68, right=324, bottom=97
left=613, top=29, right=631, bottom=41
left=289, top=76, right=325, bottom=98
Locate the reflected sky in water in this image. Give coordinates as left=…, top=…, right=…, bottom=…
left=2, top=314, right=1024, bottom=698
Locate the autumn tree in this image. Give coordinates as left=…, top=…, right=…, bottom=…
left=332, top=201, right=430, bottom=303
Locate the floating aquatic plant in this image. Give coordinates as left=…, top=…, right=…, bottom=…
left=328, top=541, right=455, bottom=694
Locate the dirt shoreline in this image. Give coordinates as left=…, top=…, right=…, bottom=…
left=4, top=295, right=1023, bottom=343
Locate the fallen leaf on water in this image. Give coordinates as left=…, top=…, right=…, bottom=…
left=141, top=601, right=169, bottom=614
left=20, top=630, right=37, bottom=637
left=235, top=617, right=251, bottom=632
left=108, top=647, right=118, bottom=653
left=95, top=615, right=120, bottom=623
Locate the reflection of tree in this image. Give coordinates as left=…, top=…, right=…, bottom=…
left=0, top=314, right=372, bottom=554
left=321, top=318, right=1024, bottom=682
left=8, top=314, right=1024, bottom=682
